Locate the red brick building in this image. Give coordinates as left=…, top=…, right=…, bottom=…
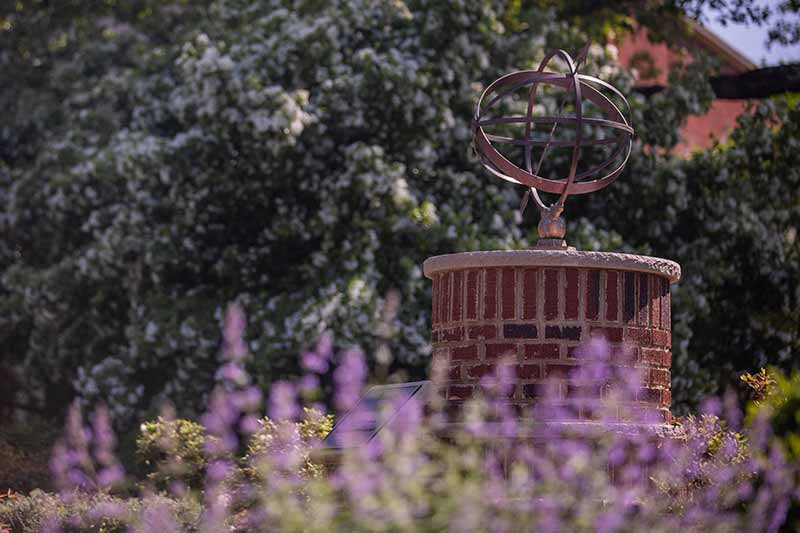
left=617, top=20, right=756, bottom=155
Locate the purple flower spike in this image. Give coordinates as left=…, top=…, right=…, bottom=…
left=223, top=303, right=248, bottom=362
left=139, top=502, right=182, bottom=533
left=239, top=414, right=261, bottom=435
left=88, top=500, right=125, bottom=522
left=41, top=515, right=63, bottom=533
left=90, top=404, right=125, bottom=488
left=316, top=331, right=333, bottom=359
left=302, top=332, right=333, bottom=374
left=206, top=459, right=234, bottom=483
left=700, top=397, right=722, bottom=416
left=387, top=393, right=422, bottom=436
left=723, top=388, right=743, bottom=430
left=299, top=374, right=320, bottom=394
left=302, top=351, right=330, bottom=374
left=90, top=405, right=116, bottom=461
left=169, top=480, right=187, bottom=497
left=216, top=361, right=249, bottom=386
left=334, top=348, right=367, bottom=412
left=97, top=465, right=125, bottom=488
left=269, top=380, right=299, bottom=422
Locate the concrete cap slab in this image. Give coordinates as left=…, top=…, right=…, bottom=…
left=423, top=250, right=681, bottom=284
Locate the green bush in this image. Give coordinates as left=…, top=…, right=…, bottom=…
left=135, top=417, right=211, bottom=492
left=245, top=408, right=334, bottom=480
left=746, top=369, right=800, bottom=461
left=0, top=489, right=202, bottom=533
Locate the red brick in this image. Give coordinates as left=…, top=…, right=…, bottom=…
left=650, top=368, right=670, bottom=387
left=522, top=383, right=546, bottom=399
left=623, top=272, right=636, bottom=324
left=641, top=348, right=663, bottom=366
left=611, top=345, right=639, bottom=364
left=441, top=272, right=451, bottom=324
left=524, top=343, right=560, bottom=360
left=665, top=291, right=671, bottom=330
left=626, top=327, right=651, bottom=346
left=544, top=269, right=559, bottom=320
left=432, top=275, right=440, bottom=325
left=448, top=385, right=473, bottom=400
left=637, top=387, right=663, bottom=403
left=504, top=323, right=538, bottom=339
left=660, top=278, right=670, bottom=330
left=532, top=401, right=573, bottom=420
left=566, top=345, right=583, bottom=359
left=629, top=407, right=669, bottom=424
left=565, top=269, right=579, bottom=319
left=501, top=267, right=516, bottom=320
left=651, top=276, right=661, bottom=329
left=466, top=270, right=479, bottom=320
left=448, top=365, right=461, bottom=380
left=486, top=343, right=517, bottom=359
left=637, top=273, right=650, bottom=326
left=545, top=363, right=575, bottom=379
left=545, top=325, right=582, bottom=341
left=518, top=364, right=541, bottom=380
left=606, top=271, right=619, bottom=321
left=579, top=403, right=605, bottom=421
left=590, top=326, right=623, bottom=343
left=452, top=271, right=463, bottom=323
left=522, top=269, right=537, bottom=319
left=467, top=325, right=497, bottom=340
left=586, top=270, right=600, bottom=320
left=441, top=327, right=464, bottom=342
left=523, top=382, right=562, bottom=400
left=662, top=351, right=672, bottom=368
left=452, top=345, right=478, bottom=361
left=652, top=329, right=671, bottom=349
left=484, top=269, right=497, bottom=320
left=567, top=384, right=603, bottom=399
left=661, top=389, right=672, bottom=407
left=466, top=364, right=495, bottom=379
left=432, top=348, right=450, bottom=364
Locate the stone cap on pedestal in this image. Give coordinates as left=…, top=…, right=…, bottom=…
left=424, top=249, right=680, bottom=284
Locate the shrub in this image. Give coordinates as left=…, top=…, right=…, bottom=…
left=0, top=489, right=202, bottom=533
left=244, top=408, right=334, bottom=481
left=747, top=370, right=800, bottom=467
left=135, top=418, right=211, bottom=492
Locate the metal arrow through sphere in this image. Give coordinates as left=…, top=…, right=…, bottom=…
left=472, top=44, right=634, bottom=247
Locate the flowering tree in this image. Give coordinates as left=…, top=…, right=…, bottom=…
left=2, top=0, right=797, bottom=426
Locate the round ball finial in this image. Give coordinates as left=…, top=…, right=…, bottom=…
left=472, top=46, right=634, bottom=248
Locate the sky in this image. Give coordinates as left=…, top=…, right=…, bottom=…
left=702, top=7, right=800, bottom=66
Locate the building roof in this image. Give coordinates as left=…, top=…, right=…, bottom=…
left=685, top=19, right=757, bottom=73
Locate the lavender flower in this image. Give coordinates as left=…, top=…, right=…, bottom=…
left=269, top=381, right=299, bottom=422
left=334, top=348, right=367, bottom=412
left=39, top=296, right=800, bottom=532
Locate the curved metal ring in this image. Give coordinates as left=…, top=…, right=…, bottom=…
left=473, top=66, right=633, bottom=195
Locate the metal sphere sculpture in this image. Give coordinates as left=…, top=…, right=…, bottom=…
left=472, top=46, right=633, bottom=248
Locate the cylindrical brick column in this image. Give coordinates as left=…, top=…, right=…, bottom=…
left=423, top=250, right=681, bottom=424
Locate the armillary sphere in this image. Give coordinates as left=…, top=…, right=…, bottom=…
left=472, top=45, right=634, bottom=248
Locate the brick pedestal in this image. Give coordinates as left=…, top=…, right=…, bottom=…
left=424, top=250, right=681, bottom=423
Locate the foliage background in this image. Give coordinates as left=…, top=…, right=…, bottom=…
left=1, top=0, right=798, bottom=428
